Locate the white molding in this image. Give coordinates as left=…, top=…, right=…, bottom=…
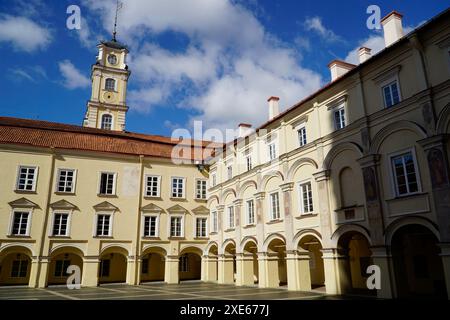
left=55, top=168, right=77, bottom=194
left=168, top=214, right=184, bottom=238
left=144, top=174, right=161, bottom=198
left=141, top=213, right=160, bottom=237
left=170, top=176, right=186, bottom=199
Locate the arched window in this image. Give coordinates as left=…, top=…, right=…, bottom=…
left=105, top=78, right=115, bottom=91
left=101, top=114, right=113, bottom=130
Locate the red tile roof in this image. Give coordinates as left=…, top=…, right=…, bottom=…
left=0, top=117, right=222, bottom=161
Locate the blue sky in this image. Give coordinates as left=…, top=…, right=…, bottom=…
left=0, top=0, right=448, bottom=139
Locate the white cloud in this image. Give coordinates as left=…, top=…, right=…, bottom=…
left=304, top=16, right=343, bottom=43
left=9, top=69, right=36, bottom=82
left=82, top=0, right=323, bottom=138
left=0, top=15, right=52, bottom=52
left=8, top=65, right=48, bottom=83
left=58, top=60, right=90, bottom=89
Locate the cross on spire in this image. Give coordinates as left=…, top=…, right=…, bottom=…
left=112, top=0, right=123, bottom=42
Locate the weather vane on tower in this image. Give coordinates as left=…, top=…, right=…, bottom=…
left=112, top=0, right=123, bottom=42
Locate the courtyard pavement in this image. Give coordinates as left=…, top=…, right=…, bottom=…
left=0, top=281, right=376, bottom=300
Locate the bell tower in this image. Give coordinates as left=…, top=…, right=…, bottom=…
left=83, top=38, right=130, bottom=131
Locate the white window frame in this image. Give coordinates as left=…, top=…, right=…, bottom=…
left=227, top=206, right=235, bottom=229
left=382, top=80, right=402, bottom=108
left=195, top=217, right=208, bottom=238
left=195, top=179, right=207, bottom=200
left=94, top=212, right=114, bottom=237
left=50, top=210, right=72, bottom=237
left=100, top=113, right=114, bottom=130
left=15, top=166, right=38, bottom=192
left=268, top=143, right=277, bottom=161
left=333, top=106, right=346, bottom=130
left=169, top=215, right=184, bottom=238
left=98, top=172, right=117, bottom=196
left=171, top=177, right=186, bottom=199
left=246, top=156, right=252, bottom=171
left=298, top=180, right=314, bottom=214
left=8, top=209, right=32, bottom=236
left=211, top=211, right=218, bottom=233
left=297, top=124, right=307, bottom=147
left=142, top=214, right=160, bottom=238
left=388, top=148, right=422, bottom=197
left=55, top=169, right=77, bottom=194
left=105, top=78, right=116, bottom=91
left=144, top=175, right=161, bottom=198
left=246, top=199, right=255, bottom=225
left=268, top=191, right=281, bottom=221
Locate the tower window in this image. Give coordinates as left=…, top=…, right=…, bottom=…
left=101, top=114, right=113, bottom=130
left=105, top=78, right=116, bottom=91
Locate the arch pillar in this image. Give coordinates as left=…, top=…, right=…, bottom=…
left=286, top=249, right=311, bottom=291
left=257, top=252, right=279, bottom=288
left=37, top=257, right=49, bottom=288
left=218, top=254, right=234, bottom=284
left=28, top=257, right=40, bottom=288
left=81, top=257, right=99, bottom=287
left=313, top=171, right=332, bottom=247
left=370, top=246, right=394, bottom=299
left=281, top=182, right=295, bottom=251
left=438, top=243, right=450, bottom=299
left=126, top=256, right=137, bottom=285
left=321, top=248, right=345, bottom=295
left=164, top=255, right=179, bottom=284
left=236, top=253, right=254, bottom=286
left=202, top=255, right=217, bottom=282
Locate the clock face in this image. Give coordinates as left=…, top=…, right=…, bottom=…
left=103, top=91, right=116, bottom=103
left=108, top=54, right=118, bottom=65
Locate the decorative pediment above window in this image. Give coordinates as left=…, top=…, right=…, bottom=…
left=192, top=205, right=210, bottom=215
left=93, top=201, right=119, bottom=212
left=8, top=197, right=39, bottom=209
left=49, top=199, right=78, bottom=210
left=326, top=94, right=348, bottom=110
left=141, top=203, right=164, bottom=213
left=372, top=65, right=402, bottom=84
left=167, top=204, right=188, bottom=214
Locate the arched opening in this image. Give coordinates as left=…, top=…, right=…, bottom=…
left=48, top=247, right=83, bottom=286
left=298, top=235, right=325, bottom=290
left=224, top=242, right=237, bottom=283
left=206, top=244, right=218, bottom=282
left=391, top=224, right=447, bottom=298
left=243, top=240, right=259, bottom=285
left=98, top=247, right=127, bottom=284
left=337, top=231, right=373, bottom=295
left=105, top=78, right=116, bottom=91
left=179, top=248, right=202, bottom=281
left=0, top=247, right=32, bottom=286
left=140, top=247, right=166, bottom=283
left=267, top=238, right=287, bottom=287
left=101, top=114, right=113, bottom=130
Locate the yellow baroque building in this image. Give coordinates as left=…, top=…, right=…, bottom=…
left=0, top=9, right=449, bottom=300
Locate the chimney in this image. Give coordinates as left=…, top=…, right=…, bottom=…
left=381, top=11, right=404, bottom=47
left=238, top=123, right=252, bottom=138
left=328, top=60, right=356, bottom=81
left=268, top=96, right=280, bottom=120
left=358, top=47, right=372, bottom=63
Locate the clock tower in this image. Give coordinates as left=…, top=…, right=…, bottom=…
left=83, top=38, right=130, bottom=131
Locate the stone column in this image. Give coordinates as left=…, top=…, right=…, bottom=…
left=321, top=249, right=340, bottom=294
left=254, top=192, right=266, bottom=252
left=334, top=249, right=351, bottom=295
left=164, top=255, right=179, bottom=284
left=370, top=246, right=394, bottom=299
left=203, top=255, right=217, bottom=282
left=216, top=205, right=225, bottom=252
left=126, top=256, right=137, bottom=285
left=281, top=182, right=295, bottom=251
left=236, top=253, right=255, bottom=286
left=28, top=257, right=40, bottom=288
left=438, top=243, right=450, bottom=299
left=233, top=198, right=243, bottom=253
left=135, top=257, right=142, bottom=285
left=218, top=254, right=234, bottom=284
left=81, top=257, right=99, bottom=287
left=312, top=170, right=332, bottom=247
left=258, top=252, right=279, bottom=288
left=286, top=249, right=311, bottom=291
left=37, top=257, right=49, bottom=288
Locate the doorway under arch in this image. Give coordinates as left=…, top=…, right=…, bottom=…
left=298, top=235, right=325, bottom=290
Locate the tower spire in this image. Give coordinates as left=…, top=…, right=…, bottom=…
left=112, top=0, right=123, bottom=42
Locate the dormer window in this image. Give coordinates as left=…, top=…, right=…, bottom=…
left=105, top=78, right=116, bottom=91
left=101, top=114, right=113, bottom=130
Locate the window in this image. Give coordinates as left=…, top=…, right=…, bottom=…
left=246, top=156, right=252, bottom=171
left=246, top=200, right=255, bottom=225
left=268, top=143, right=277, bottom=161
left=227, top=166, right=233, bottom=180
left=334, top=107, right=346, bottom=130
left=11, top=259, right=28, bottom=278
left=105, top=78, right=116, bottom=91
left=227, top=206, right=235, bottom=229
left=211, top=211, right=218, bottom=233
left=179, top=254, right=189, bottom=272
left=141, top=258, right=149, bottom=274
left=96, top=214, right=111, bottom=237
left=56, top=169, right=76, bottom=193
left=211, top=174, right=217, bottom=187
left=391, top=151, right=419, bottom=196
left=298, top=126, right=307, bottom=147
left=269, top=192, right=280, bottom=220
left=16, top=166, right=37, bottom=191
left=196, top=218, right=207, bottom=238
left=171, top=177, right=185, bottom=198
left=11, top=211, right=30, bottom=236
left=196, top=179, right=207, bottom=199
left=99, top=259, right=110, bottom=277
left=143, top=216, right=157, bottom=237
left=145, top=175, right=160, bottom=197
left=299, top=182, right=314, bottom=214
left=54, top=260, right=70, bottom=277
left=170, top=216, right=182, bottom=237
left=99, top=172, right=116, bottom=195
left=52, top=213, right=69, bottom=236
left=101, top=114, right=113, bottom=130
left=383, top=81, right=400, bottom=108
